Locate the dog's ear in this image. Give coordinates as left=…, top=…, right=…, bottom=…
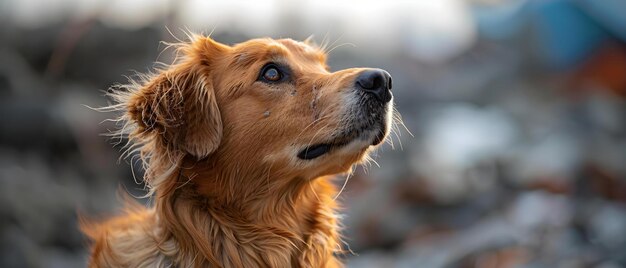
left=126, top=37, right=229, bottom=158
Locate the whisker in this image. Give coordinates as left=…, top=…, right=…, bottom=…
left=369, top=157, right=380, bottom=168
left=320, top=31, right=331, bottom=53
left=304, top=121, right=332, bottom=150
left=389, top=118, right=402, bottom=150
left=333, top=167, right=354, bottom=201
left=326, top=42, right=356, bottom=55
left=325, top=33, right=344, bottom=54
left=393, top=108, right=413, bottom=137
left=293, top=113, right=332, bottom=142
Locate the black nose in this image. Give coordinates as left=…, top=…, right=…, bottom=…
left=355, top=69, right=392, bottom=103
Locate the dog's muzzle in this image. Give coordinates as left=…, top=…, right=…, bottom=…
left=297, top=69, right=393, bottom=160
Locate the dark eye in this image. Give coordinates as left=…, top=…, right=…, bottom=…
left=264, top=67, right=280, bottom=81
left=259, top=64, right=283, bottom=83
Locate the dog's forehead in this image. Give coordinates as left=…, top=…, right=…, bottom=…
left=235, top=38, right=326, bottom=66
left=277, top=39, right=317, bottom=54
left=279, top=39, right=327, bottom=64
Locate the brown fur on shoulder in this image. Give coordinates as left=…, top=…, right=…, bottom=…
left=82, top=34, right=396, bottom=267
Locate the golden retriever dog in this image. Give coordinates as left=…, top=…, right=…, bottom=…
left=82, top=34, right=394, bottom=267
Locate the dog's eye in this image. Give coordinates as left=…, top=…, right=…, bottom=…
left=259, top=64, right=283, bottom=83
left=264, top=67, right=281, bottom=81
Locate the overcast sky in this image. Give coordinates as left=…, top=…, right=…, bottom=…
left=3, top=0, right=481, bottom=63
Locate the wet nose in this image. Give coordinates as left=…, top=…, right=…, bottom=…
left=354, top=69, right=392, bottom=103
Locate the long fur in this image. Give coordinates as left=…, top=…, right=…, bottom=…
left=82, top=34, right=394, bottom=268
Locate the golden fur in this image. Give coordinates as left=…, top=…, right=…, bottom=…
left=81, top=35, right=395, bottom=267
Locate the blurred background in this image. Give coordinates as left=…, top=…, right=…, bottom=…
left=1, top=0, right=625, bottom=267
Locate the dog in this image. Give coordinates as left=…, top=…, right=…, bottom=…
left=82, top=35, right=394, bottom=267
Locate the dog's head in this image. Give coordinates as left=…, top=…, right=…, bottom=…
left=122, top=36, right=393, bottom=182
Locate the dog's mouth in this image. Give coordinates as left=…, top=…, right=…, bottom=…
left=297, top=122, right=388, bottom=160
left=297, top=144, right=332, bottom=160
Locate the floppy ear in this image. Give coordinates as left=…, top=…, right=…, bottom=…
left=126, top=37, right=228, bottom=158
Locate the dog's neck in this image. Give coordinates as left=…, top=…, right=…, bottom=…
left=151, top=161, right=342, bottom=267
